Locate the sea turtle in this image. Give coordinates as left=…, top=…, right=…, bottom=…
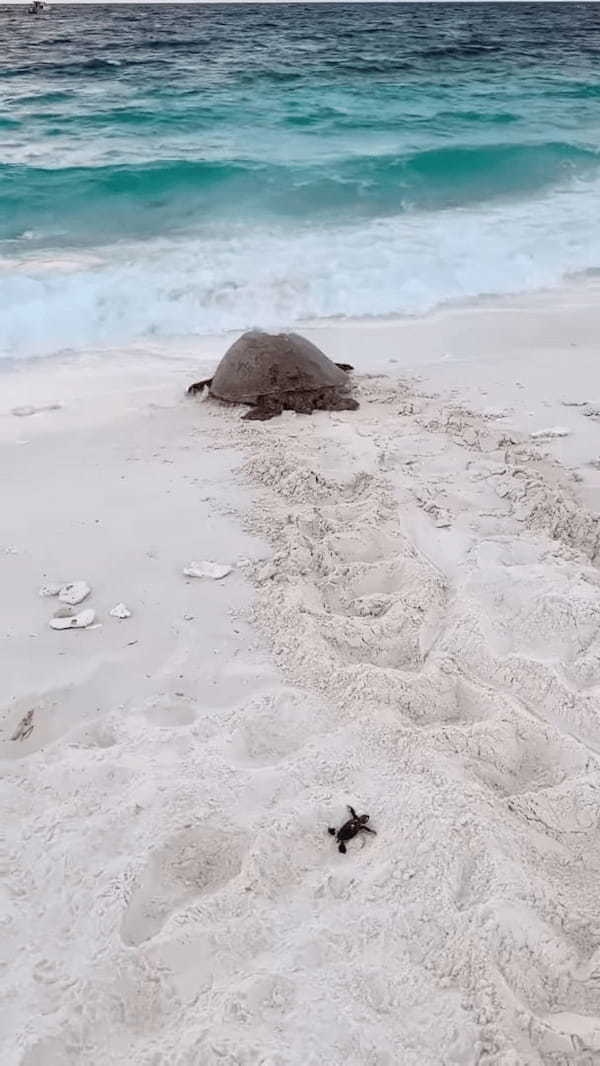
left=187, top=330, right=358, bottom=421
left=328, top=805, right=376, bottom=854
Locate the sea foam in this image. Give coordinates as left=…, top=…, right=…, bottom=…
left=2, top=173, right=600, bottom=359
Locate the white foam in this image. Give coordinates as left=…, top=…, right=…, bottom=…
left=3, top=175, right=600, bottom=359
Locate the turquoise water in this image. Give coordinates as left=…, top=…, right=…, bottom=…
left=2, top=2, right=600, bottom=357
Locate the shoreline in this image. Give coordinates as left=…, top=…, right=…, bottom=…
left=3, top=287, right=600, bottom=1062
left=3, top=271, right=600, bottom=366
left=4, top=277, right=600, bottom=485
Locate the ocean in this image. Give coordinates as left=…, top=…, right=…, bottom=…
left=1, top=1, right=600, bottom=358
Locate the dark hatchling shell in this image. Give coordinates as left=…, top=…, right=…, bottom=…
left=209, top=330, right=350, bottom=404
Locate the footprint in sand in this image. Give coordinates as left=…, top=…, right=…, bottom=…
left=120, top=825, right=245, bottom=946
left=436, top=698, right=596, bottom=801
left=142, top=694, right=197, bottom=728
left=68, top=722, right=118, bottom=750
left=227, top=689, right=325, bottom=767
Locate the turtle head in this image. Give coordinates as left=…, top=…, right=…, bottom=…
left=358, top=814, right=369, bottom=824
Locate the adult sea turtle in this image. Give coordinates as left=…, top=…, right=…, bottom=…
left=187, top=330, right=358, bottom=421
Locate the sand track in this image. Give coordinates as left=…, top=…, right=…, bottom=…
left=3, top=367, right=600, bottom=1065
left=222, top=374, right=600, bottom=1064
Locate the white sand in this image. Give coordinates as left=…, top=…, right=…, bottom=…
left=3, top=284, right=600, bottom=1065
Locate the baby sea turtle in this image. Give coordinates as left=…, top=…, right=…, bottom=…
left=187, top=330, right=358, bottom=421
left=328, top=805, right=376, bottom=854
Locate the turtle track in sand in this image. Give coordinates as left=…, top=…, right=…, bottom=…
left=214, top=373, right=600, bottom=1064
left=5, top=372, right=600, bottom=1065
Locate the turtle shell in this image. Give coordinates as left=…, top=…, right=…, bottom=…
left=209, top=331, right=349, bottom=404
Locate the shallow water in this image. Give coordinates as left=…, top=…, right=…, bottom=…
left=1, top=2, right=600, bottom=356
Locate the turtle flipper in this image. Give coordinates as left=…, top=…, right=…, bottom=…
left=187, top=377, right=213, bottom=395
left=328, top=394, right=359, bottom=412
left=335, top=363, right=354, bottom=373
left=360, top=825, right=377, bottom=835
left=347, top=805, right=358, bottom=819
left=242, top=396, right=284, bottom=421
left=338, top=842, right=347, bottom=854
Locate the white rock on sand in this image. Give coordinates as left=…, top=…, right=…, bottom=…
left=49, top=607, right=96, bottom=630
left=58, top=580, right=91, bottom=605
left=38, top=581, right=62, bottom=597
left=530, top=425, right=571, bottom=439
left=109, top=602, right=132, bottom=619
left=183, top=560, right=232, bottom=579
left=3, top=286, right=600, bottom=1065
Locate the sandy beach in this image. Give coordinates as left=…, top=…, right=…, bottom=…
left=3, top=284, right=600, bottom=1065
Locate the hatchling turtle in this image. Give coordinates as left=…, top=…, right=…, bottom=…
left=187, top=330, right=358, bottom=421
left=328, top=805, right=376, bottom=854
